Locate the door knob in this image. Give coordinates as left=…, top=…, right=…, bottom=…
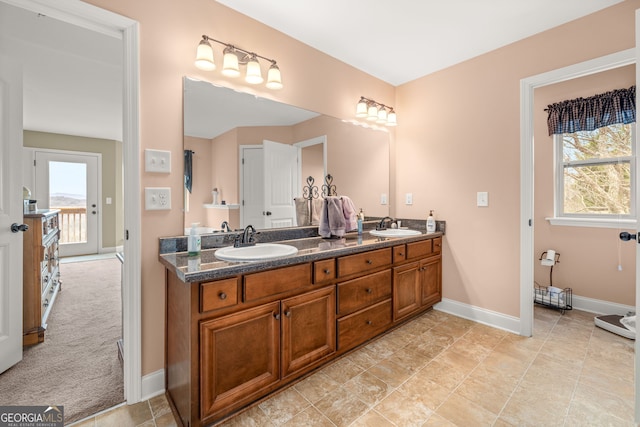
left=92, top=211, right=97, bottom=215
left=619, top=232, right=637, bottom=242
left=11, top=223, right=29, bottom=233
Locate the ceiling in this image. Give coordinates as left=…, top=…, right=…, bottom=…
left=0, top=0, right=625, bottom=141
left=217, top=0, right=624, bottom=86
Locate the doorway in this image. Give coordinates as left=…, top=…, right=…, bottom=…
left=34, top=150, right=100, bottom=257
left=0, top=0, right=141, bottom=404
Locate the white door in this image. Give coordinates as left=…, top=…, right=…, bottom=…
left=241, top=146, right=265, bottom=229
left=0, top=55, right=24, bottom=373
left=34, top=151, right=99, bottom=257
left=263, top=140, right=299, bottom=228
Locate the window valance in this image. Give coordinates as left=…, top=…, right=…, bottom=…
left=546, top=86, right=635, bottom=136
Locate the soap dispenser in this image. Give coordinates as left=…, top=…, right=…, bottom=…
left=357, top=208, right=365, bottom=234
left=188, top=223, right=201, bottom=256
left=426, top=210, right=436, bottom=234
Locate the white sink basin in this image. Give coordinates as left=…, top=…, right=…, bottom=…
left=214, top=243, right=299, bottom=262
left=369, top=229, right=422, bottom=238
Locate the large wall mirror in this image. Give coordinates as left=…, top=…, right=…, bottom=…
left=183, top=77, right=390, bottom=233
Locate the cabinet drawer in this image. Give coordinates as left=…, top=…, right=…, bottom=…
left=433, top=237, right=442, bottom=255
left=337, top=248, right=391, bottom=278
left=244, top=263, right=312, bottom=302
left=313, top=259, right=336, bottom=284
left=337, top=270, right=391, bottom=316
left=392, top=245, right=406, bottom=263
left=337, top=299, right=392, bottom=351
left=201, top=278, right=239, bottom=313
left=406, top=240, right=433, bottom=259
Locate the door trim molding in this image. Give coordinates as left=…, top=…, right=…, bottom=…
left=1, top=0, right=142, bottom=403
left=519, top=48, right=635, bottom=337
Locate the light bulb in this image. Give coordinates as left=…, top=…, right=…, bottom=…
left=195, top=39, right=215, bottom=71
left=222, top=47, right=240, bottom=77
left=377, top=107, right=388, bottom=124
left=245, top=56, right=263, bottom=84
left=266, top=63, right=283, bottom=89
left=367, top=104, right=378, bottom=121
left=356, top=99, right=368, bottom=117
left=386, top=110, right=397, bottom=126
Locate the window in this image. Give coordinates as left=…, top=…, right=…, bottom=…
left=555, top=123, right=635, bottom=219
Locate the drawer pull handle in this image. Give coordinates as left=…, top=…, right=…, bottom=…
left=274, top=313, right=281, bottom=320
left=284, top=310, right=292, bottom=318
left=323, top=269, right=331, bottom=275
left=366, top=260, right=373, bottom=265
left=366, top=320, right=372, bottom=325
left=398, top=252, right=404, bottom=256
left=218, top=292, right=227, bottom=300
left=365, top=288, right=372, bottom=294
left=43, top=298, right=49, bottom=307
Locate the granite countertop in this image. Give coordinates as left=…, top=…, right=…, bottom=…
left=159, top=230, right=443, bottom=284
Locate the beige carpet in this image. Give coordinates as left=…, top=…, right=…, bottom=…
left=0, top=257, right=124, bottom=424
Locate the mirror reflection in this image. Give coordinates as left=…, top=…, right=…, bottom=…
left=183, top=77, right=390, bottom=232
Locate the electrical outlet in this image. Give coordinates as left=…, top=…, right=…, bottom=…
left=380, top=193, right=388, bottom=205
left=145, top=149, right=171, bottom=173
left=405, top=193, right=413, bottom=205
left=145, top=187, right=171, bottom=210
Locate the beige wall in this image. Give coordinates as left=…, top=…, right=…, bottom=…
left=81, top=0, right=640, bottom=376
left=83, top=0, right=394, bottom=376
left=395, top=1, right=640, bottom=317
left=23, top=130, right=124, bottom=250
left=534, top=65, right=636, bottom=305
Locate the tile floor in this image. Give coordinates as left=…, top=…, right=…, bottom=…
left=70, top=306, right=635, bottom=426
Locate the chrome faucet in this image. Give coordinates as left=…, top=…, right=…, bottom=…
left=376, top=216, right=394, bottom=230
left=234, top=225, right=257, bottom=247
left=220, top=221, right=231, bottom=232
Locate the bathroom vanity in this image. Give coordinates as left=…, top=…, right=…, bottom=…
left=160, top=230, right=442, bottom=427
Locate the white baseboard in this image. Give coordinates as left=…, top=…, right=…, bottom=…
left=571, top=295, right=634, bottom=316
left=434, top=298, right=521, bottom=335
left=435, top=295, right=635, bottom=336
left=140, top=369, right=165, bottom=401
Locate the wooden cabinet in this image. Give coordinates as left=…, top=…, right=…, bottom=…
left=198, top=285, right=335, bottom=423
left=165, top=235, right=442, bottom=427
left=393, top=237, right=442, bottom=321
left=200, top=302, right=280, bottom=422
left=22, top=209, right=61, bottom=346
left=392, top=261, right=422, bottom=321
left=281, top=286, right=335, bottom=378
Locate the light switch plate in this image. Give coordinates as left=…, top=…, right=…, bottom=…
left=477, top=191, right=489, bottom=207
left=405, top=193, right=413, bottom=205
left=380, top=193, right=388, bottom=205
left=145, top=149, right=171, bottom=173
left=145, top=187, right=171, bottom=210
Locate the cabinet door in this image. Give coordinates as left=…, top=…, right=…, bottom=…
left=392, top=261, right=421, bottom=321
left=281, top=286, right=336, bottom=378
left=420, top=257, right=442, bottom=308
left=200, top=301, right=280, bottom=420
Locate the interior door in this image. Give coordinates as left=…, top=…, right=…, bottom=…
left=34, top=150, right=99, bottom=257
left=240, top=146, right=265, bottom=229
left=0, top=54, right=24, bottom=373
left=263, top=140, right=299, bottom=228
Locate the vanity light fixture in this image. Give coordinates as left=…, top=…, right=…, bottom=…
left=355, top=96, right=397, bottom=126
left=194, top=35, right=283, bottom=90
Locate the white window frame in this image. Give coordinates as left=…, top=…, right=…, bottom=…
left=548, top=123, right=637, bottom=228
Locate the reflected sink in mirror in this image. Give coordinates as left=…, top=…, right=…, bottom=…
left=369, top=229, right=422, bottom=238
left=214, top=243, right=299, bottom=262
